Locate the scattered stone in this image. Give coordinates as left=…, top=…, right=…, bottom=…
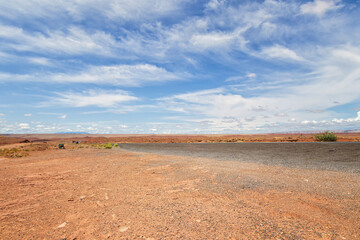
left=57, top=222, right=67, bottom=228
left=119, top=226, right=129, bottom=232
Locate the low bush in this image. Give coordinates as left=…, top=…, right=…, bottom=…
left=0, top=148, right=29, bottom=158
left=314, top=131, right=338, bottom=142
left=103, top=143, right=113, bottom=149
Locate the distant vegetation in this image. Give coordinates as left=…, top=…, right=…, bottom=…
left=0, top=148, right=29, bottom=158
left=314, top=131, right=338, bottom=142
left=0, top=143, right=49, bottom=158
left=98, top=143, right=119, bottom=149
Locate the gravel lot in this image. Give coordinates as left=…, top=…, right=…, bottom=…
left=120, top=142, right=360, bottom=173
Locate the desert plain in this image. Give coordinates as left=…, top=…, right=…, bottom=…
left=0, top=134, right=359, bottom=239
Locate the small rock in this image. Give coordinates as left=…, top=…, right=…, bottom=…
left=57, top=222, right=67, bottom=228
left=119, top=226, right=129, bottom=232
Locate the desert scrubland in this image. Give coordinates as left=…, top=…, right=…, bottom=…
left=0, top=134, right=359, bottom=239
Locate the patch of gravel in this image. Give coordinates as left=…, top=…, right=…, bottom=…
left=119, top=142, right=360, bottom=173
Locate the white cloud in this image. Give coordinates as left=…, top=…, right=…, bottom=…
left=0, top=0, right=358, bottom=134
left=0, top=25, right=116, bottom=56
left=24, top=113, right=32, bottom=117
left=0, top=64, right=183, bottom=86
left=161, top=88, right=249, bottom=118
left=0, top=0, right=187, bottom=22
left=0, top=73, right=31, bottom=81
left=19, top=123, right=30, bottom=129
left=261, top=45, right=303, bottom=61
left=28, top=57, right=51, bottom=65
left=53, top=89, right=138, bottom=108
left=225, top=76, right=242, bottom=82
left=332, top=111, right=360, bottom=123
left=0, top=51, right=52, bottom=65
left=105, top=1, right=294, bottom=60
left=189, top=28, right=247, bottom=51
left=246, top=73, right=256, bottom=79
left=301, top=120, right=318, bottom=125
left=205, top=0, right=224, bottom=10
left=58, top=114, right=67, bottom=119
left=300, top=0, right=342, bottom=17
left=0, top=1, right=312, bottom=67
left=50, top=64, right=181, bottom=86
left=0, top=113, right=4, bottom=116
left=107, top=0, right=186, bottom=20
left=158, top=44, right=360, bottom=131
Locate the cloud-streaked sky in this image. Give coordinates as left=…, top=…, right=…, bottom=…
left=0, top=0, right=359, bottom=134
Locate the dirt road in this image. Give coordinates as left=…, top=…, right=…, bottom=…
left=0, top=145, right=359, bottom=239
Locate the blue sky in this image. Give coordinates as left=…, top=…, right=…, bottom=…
left=0, top=0, right=359, bottom=134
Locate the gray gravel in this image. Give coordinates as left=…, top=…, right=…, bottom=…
left=119, top=142, right=360, bottom=173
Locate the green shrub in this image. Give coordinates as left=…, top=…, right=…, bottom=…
left=314, top=131, right=338, bottom=142
left=103, top=143, right=112, bottom=149
left=113, top=143, right=119, bottom=148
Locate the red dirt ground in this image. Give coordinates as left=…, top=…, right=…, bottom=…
left=0, top=139, right=359, bottom=239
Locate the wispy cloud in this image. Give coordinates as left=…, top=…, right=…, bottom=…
left=0, top=25, right=116, bottom=56
left=52, top=89, right=138, bottom=108
left=0, top=64, right=184, bottom=86
left=0, top=0, right=188, bottom=22
left=261, top=45, right=304, bottom=61
left=300, top=0, right=343, bottom=17
left=19, top=123, right=30, bottom=129
left=157, top=44, right=360, bottom=131
left=0, top=0, right=359, bottom=134
left=50, top=64, right=182, bottom=86
left=189, top=28, right=248, bottom=52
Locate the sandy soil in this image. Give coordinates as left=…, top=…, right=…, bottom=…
left=0, top=145, right=359, bottom=239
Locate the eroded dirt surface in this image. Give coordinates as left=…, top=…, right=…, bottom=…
left=0, top=146, right=359, bottom=239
